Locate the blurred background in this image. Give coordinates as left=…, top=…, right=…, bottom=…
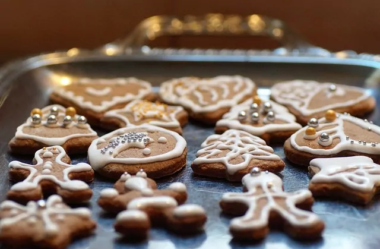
left=1, top=0, right=379, bottom=63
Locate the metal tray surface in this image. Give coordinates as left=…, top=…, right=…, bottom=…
left=1, top=58, right=380, bottom=249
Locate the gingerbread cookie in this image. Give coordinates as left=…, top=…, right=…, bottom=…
left=285, top=110, right=380, bottom=166
left=98, top=171, right=206, bottom=238
left=215, top=96, right=302, bottom=143
left=100, top=100, right=188, bottom=134
left=309, top=156, right=380, bottom=204
left=8, top=146, right=94, bottom=204
left=270, top=80, right=375, bottom=125
left=9, top=105, right=98, bottom=155
left=191, top=129, right=284, bottom=181
left=50, top=77, right=155, bottom=125
left=220, top=169, right=324, bottom=240
left=0, top=195, right=96, bottom=249
left=88, top=124, right=187, bottom=180
left=159, top=76, right=256, bottom=124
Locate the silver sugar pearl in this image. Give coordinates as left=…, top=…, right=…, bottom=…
left=266, top=111, right=275, bottom=122
left=372, top=143, right=376, bottom=147
left=250, top=103, right=259, bottom=113
left=308, top=118, right=319, bottom=128
left=346, top=136, right=350, bottom=141
left=351, top=140, right=354, bottom=144
left=50, top=106, right=59, bottom=116
left=359, top=140, right=362, bottom=144
left=78, top=115, right=87, bottom=124
left=329, top=84, right=337, bottom=92
left=263, top=102, right=272, bottom=113
left=47, top=115, right=57, bottom=124
left=32, top=114, right=41, bottom=125
left=251, top=112, right=260, bottom=123
left=364, top=119, right=368, bottom=122
left=63, top=115, right=72, bottom=126
left=368, top=127, right=372, bottom=131
left=238, top=111, right=247, bottom=121
left=250, top=167, right=260, bottom=176
left=37, top=200, right=46, bottom=208
left=319, top=132, right=330, bottom=142
left=363, top=141, right=367, bottom=145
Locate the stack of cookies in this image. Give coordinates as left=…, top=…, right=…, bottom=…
left=3, top=75, right=378, bottom=247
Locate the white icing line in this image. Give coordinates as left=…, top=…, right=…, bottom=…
left=85, top=87, right=111, bottom=96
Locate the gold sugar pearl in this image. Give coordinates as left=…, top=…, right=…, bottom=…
left=305, top=127, right=316, bottom=136
left=65, top=107, right=76, bottom=117
left=43, top=147, right=47, bottom=150
left=30, top=108, right=42, bottom=116
left=253, top=96, right=262, bottom=105
left=325, top=110, right=336, bottom=122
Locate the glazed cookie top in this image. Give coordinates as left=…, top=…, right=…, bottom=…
left=290, top=110, right=380, bottom=155
left=309, top=156, right=380, bottom=192
left=159, top=76, right=256, bottom=113
left=193, top=129, right=281, bottom=175
left=15, top=105, right=97, bottom=146
left=216, top=96, right=302, bottom=135
left=52, top=77, right=152, bottom=112
left=271, top=80, right=371, bottom=116
left=103, top=100, right=184, bottom=128
left=88, top=124, right=187, bottom=171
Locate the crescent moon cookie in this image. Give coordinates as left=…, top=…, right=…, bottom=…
left=50, top=77, right=155, bottom=125
left=215, top=96, right=302, bottom=143
left=98, top=171, right=206, bottom=238
left=191, top=129, right=285, bottom=181
left=7, top=146, right=94, bottom=204
left=0, top=196, right=96, bottom=249
left=9, top=105, right=98, bottom=155
left=100, top=100, right=188, bottom=135
left=88, top=124, right=187, bottom=180
left=284, top=110, right=380, bottom=166
left=270, top=80, right=375, bottom=125
left=220, top=169, right=324, bottom=240
left=158, top=76, right=257, bottom=124
left=309, top=156, right=380, bottom=204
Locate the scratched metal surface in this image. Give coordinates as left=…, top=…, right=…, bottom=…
left=0, top=59, right=380, bottom=249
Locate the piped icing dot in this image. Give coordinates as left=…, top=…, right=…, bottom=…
left=136, top=169, right=147, bottom=178
left=42, top=169, right=51, bottom=174
left=325, top=110, right=336, bottom=122
left=158, top=137, right=167, bottom=144
left=142, top=148, right=151, bottom=156
left=253, top=96, right=261, bottom=105
left=120, top=172, right=131, bottom=181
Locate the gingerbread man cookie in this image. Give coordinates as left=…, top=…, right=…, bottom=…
left=159, top=76, right=256, bottom=124
left=101, top=100, right=188, bottom=134
left=285, top=110, right=380, bottom=166
left=270, top=80, right=375, bottom=125
left=88, top=124, right=187, bottom=180
left=98, top=171, right=207, bottom=238
left=309, top=156, right=380, bottom=204
left=215, top=96, right=302, bottom=143
left=191, top=129, right=284, bottom=181
left=8, top=146, right=94, bottom=204
left=9, top=105, right=98, bottom=155
left=50, top=77, right=155, bottom=125
left=220, top=169, right=324, bottom=240
left=0, top=195, right=96, bottom=249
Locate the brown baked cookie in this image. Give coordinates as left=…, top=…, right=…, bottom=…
left=309, top=156, right=380, bottom=204
left=9, top=105, right=98, bottom=155
left=100, top=100, right=188, bottom=135
left=158, top=76, right=257, bottom=124
left=8, top=146, right=94, bottom=204
left=191, top=129, right=285, bottom=181
left=50, top=77, right=156, bottom=126
left=88, top=124, right=187, bottom=180
left=284, top=110, right=380, bottom=166
left=220, top=168, right=324, bottom=240
left=0, top=195, right=96, bottom=249
left=215, top=96, right=302, bottom=144
left=98, top=171, right=207, bottom=239
left=270, top=80, right=375, bottom=125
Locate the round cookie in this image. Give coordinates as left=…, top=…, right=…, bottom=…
left=50, top=77, right=156, bottom=126
left=100, top=100, right=188, bottom=135
left=158, top=75, right=257, bottom=124
left=270, top=80, right=375, bottom=125
left=215, top=97, right=302, bottom=144
left=88, top=124, right=187, bottom=180
left=9, top=105, right=98, bottom=155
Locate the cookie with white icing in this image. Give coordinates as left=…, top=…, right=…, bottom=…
left=270, top=80, right=375, bottom=125
left=220, top=168, right=324, bottom=240
left=159, top=76, right=256, bottom=124
left=9, top=105, right=98, bottom=155
left=285, top=110, right=380, bottom=166
left=309, top=156, right=380, bottom=204
left=98, top=171, right=206, bottom=238
left=191, top=129, right=285, bottom=181
left=100, top=100, right=188, bottom=135
left=50, top=77, right=155, bottom=125
left=0, top=195, right=96, bottom=249
left=88, top=124, right=187, bottom=180
left=7, top=146, right=94, bottom=204
left=215, top=96, right=302, bottom=143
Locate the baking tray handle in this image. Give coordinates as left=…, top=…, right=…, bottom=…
left=107, top=14, right=324, bottom=53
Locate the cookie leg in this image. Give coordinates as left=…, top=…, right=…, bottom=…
left=7, top=187, right=43, bottom=204
left=165, top=205, right=207, bottom=234
left=114, top=210, right=150, bottom=240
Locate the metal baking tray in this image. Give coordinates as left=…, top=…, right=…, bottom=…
left=1, top=14, right=380, bottom=249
